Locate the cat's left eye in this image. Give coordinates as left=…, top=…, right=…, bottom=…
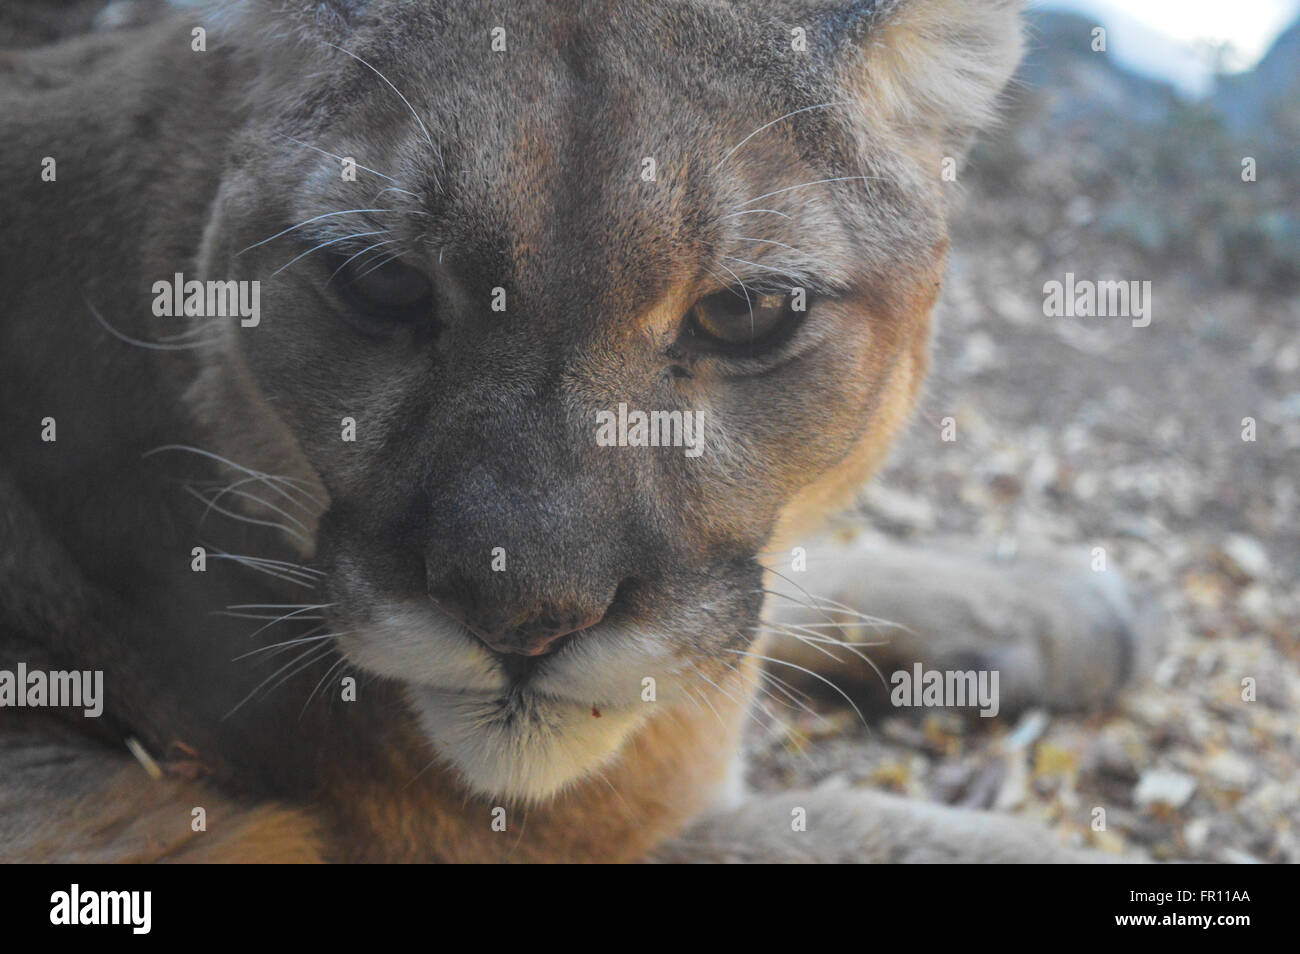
left=330, top=255, right=434, bottom=325
left=682, top=287, right=803, bottom=353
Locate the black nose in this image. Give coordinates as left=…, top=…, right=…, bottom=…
left=428, top=584, right=610, bottom=656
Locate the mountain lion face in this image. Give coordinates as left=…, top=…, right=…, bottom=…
left=187, top=0, right=1021, bottom=800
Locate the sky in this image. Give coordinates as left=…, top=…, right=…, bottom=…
left=1040, top=0, right=1300, bottom=94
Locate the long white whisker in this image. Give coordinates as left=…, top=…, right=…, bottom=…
left=726, top=648, right=873, bottom=725
left=719, top=208, right=791, bottom=220
left=690, top=685, right=730, bottom=734
left=274, top=133, right=400, bottom=183
left=714, top=101, right=851, bottom=171
left=225, top=643, right=335, bottom=718
left=323, top=41, right=445, bottom=178
left=233, top=632, right=341, bottom=662
left=197, top=478, right=321, bottom=520
left=238, top=209, right=389, bottom=255
left=207, top=552, right=321, bottom=588
left=226, top=603, right=333, bottom=642
left=196, top=479, right=315, bottom=530
left=373, top=186, right=422, bottom=202
left=330, top=238, right=401, bottom=280
left=751, top=624, right=890, bottom=649
left=148, top=445, right=324, bottom=510
left=351, top=250, right=403, bottom=281
left=723, top=255, right=806, bottom=283
left=87, top=299, right=214, bottom=352
left=713, top=260, right=755, bottom=336
left=301, top=653, right=351, bottom=718
left=183, top=486, right=310, bottom=545
left=272, top=229, right=390, bottom=277
left=738, top=175, right=885, bottom=207
left=217, top=611, right=325, bottom=622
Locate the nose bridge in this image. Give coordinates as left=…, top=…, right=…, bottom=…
left=422, top=391, right=631, bottom=652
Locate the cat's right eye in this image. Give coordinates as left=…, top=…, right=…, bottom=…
left=329, top=254, right=434, bottom=326
left=679, top=286, right=806, bottom=356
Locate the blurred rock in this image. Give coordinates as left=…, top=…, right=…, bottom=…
left=1217, top=534, right=1272, bottom=582
left=1133, top=769, right=1197, bottom=810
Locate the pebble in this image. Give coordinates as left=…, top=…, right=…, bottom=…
left=1218, top=534, right=1271, bottom=582
left=1133, top=768, right=1197, bottom=810
left=1205, top=751, right=1255, bottom=791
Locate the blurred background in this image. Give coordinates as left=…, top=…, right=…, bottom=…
left=3, top=0, right=1296, bottom=862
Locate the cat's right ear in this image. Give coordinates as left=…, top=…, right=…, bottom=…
left=806, top=0, right=1025, bottom=155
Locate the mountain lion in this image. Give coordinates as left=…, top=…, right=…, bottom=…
left=0, top=0, right=1157, bottom=862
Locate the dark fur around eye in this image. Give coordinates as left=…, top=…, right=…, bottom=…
left=327, top=253, right=435, bottom=326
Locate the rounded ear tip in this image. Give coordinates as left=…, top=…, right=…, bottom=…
left=830, top=0, right=1025, bottom=143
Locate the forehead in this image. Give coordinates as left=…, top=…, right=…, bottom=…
left=281, top=0, right=873, bottom=311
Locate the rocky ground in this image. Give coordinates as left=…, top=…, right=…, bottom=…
left=746, top=41, right=1300, bottom=862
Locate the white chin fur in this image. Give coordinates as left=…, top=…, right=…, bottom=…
left=407, top=685, right=650, bottom=802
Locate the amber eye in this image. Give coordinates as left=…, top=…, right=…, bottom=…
left=684, top=288, right=800, bottom=352
left=330, top=254, right=434, bottom=324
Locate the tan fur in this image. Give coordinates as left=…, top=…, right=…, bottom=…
left=772, top=262, right=944, bottom=548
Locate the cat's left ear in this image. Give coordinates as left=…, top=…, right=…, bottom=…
left=810, top=0, right=1025, bottom=152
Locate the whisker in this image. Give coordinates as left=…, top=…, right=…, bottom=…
left=694, top=669, right=787, bottom=744
left=350, top=250, right=403, bottom=281
left=738, top=175, right=886, bottom=207
left=591, top=767, right=636, bottom=817
left=330, top=238, right=401, bottom=280
left=223, top=642, right=334, bottom=718
left=145, top=445, right=325, bottom=510
left=714, top=101, right=851, bottom=171
left=232, top=631, right=342, bottom=662
left=207, top=551, right=325, bottom=579
left=272, top=229, right=390, bottom=277
left=183, top=485, right=310, bottom=546
left=756, top=666, right=827, bottom=722
left=690, top=685, right=730, bottom=734
left=723, top=255, right=806, bottom=284
left=227, top=603, right=335, bottom=610
left=760, top=624, right=856, bottom=667
left=751, top=586, right=905, bottom=629
left=373, top=186, right=422, bottom=202
left=216, top=611, right=325, bottom=622
left=726, top=647, right=873, bottom=726
left=322, top=42, right=445, bottom=180
left=274, top=132, right=401, bottom=183
left=87, top=298, right=215, bottom=352
left=223, top=602, right=333, bottom=642
left=300, top=653, right=351, bottom=718
left=212, top=562, right=317, bottom=588
left=761, top=562, right=886, bottom=642
left=193, top=482, right=314, bottom=532
left=239, top=208, right=392, bottom=255
left=713, top=260, right=755, bottom=335
left=718, top=659, right=802, bottom=717
left=719, top=662, right=831, bottom=756
left=751, top=624, right=890, bottom=649
left=719, top=208, right=791, bottom=220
